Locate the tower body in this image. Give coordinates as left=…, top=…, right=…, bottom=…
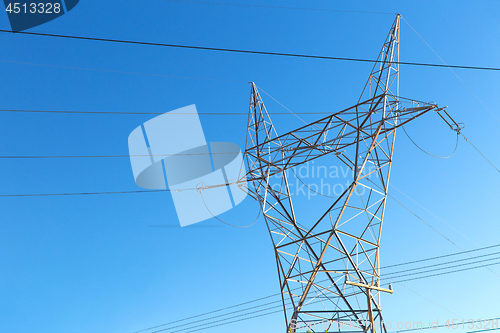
left=244, top=16, right=438, bottom=333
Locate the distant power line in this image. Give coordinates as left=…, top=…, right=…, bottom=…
left=0, top=108, right=334, bottom=115
left=1, top=29, right=500, bottom=72
left=0, top=189, right=175, bottom=197
left=131, top=243, right=500, bottom=333
left=386, top=261, right=500, bottom=285
left=162, top=0, right=396, bottom=15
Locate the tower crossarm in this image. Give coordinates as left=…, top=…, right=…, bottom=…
left=244, top=97, right=441, bottom=183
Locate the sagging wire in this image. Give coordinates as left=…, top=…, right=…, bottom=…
left=399, top=103, right=463, bottom=159
left=401, top=125, right=459, bottom=159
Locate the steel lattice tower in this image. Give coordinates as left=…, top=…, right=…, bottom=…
left=243, top=15, right=449, bottom=333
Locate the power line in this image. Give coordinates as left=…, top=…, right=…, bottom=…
left=154, top=302, right=288, bottom=333
left=142, top=255, right=497, bottom=333
left=165, top=259, right=500, bottom=333
left=152, top=308, right=283, bottom=333
left=467, top=329, right=500, bottom=333
left=461, top=133, right=500, bottom=174
left=1, top=29, right=500, bottom=72
left=162, top=0, right=395, bottom=15
left=380, top=243, right=500, bottom=269
left=389, top=196, right=500, bottom=279
left=402, top=17, right=500, bottom=124
left=384, top=255, right=500, bottom=280
left=249, top=86, right=499, bottom=285
left=394, top=282, right=464, bottom=320
left=2, top=13, right=495, bottom=331
left=133, top=244, right=500, bottom=333
left=382, top=250, right=500, bottom=276
left=0, top=108, right=336, bottom=116
left=132, top=290, right=281, bottom=333
left=362, top=165, right=500, bottom=280
left=379, top=180, right=500, bottom=279
left=149, top=249, right=500, bottom=332
left=0, top=189, right=175, bottom=197
left=137, top=255, right=500, bottom=333
left=389, top=183, right=481, bottom=248
left=134, top=299, right=284, bottom=333
left=400, top=17, right=500, bottom=172
left=402, top=124, right=459, bottom=159
left=0, top=59, right=247, bottom=83
left=0, top=152, right=241, bottom=159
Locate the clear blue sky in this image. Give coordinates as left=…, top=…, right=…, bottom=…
left=1, top=1, right=499, bottom=333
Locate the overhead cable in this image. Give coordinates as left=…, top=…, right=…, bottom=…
left=134, top=245, right=500, bottom=333
left=1, top=29, right=500, bottom=72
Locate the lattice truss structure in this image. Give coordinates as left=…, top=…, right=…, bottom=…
left=243, top=15, right=448, bottom=333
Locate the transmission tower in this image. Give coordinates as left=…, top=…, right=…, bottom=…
left=243, top=15, right=455, bottom=333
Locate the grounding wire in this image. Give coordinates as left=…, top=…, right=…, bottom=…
left=383, top=255, right=500, bottom=281
left=402, top=16, right=500, bottom=124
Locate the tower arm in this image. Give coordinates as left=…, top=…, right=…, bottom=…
left=244, top=97, right=443, bottom=182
